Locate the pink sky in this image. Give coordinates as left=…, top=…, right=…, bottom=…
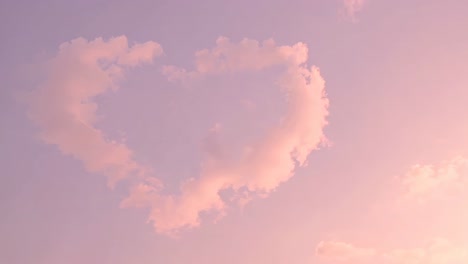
left=1, top=0, right=468, bottom=263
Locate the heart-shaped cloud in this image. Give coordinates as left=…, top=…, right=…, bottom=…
left=25, top=35, right=329, bottom=236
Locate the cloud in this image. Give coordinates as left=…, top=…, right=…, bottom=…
left=25, top=36, right=163, bottom=187
left=123, top=37, right=329, bottom=235
left=341, top=0, right=366, bottom=21
left=398, top=156, right=468, bottom=202
left=315, top=241, right=376, bottom=261
left=316, top=156, right=468, bottom=264
left=316, top=239, right=468, bottom=264
left=162, top=37, right=309, bottom=80
left=386, top=238, right=468, bottom=264
left=27, top=36, right=328, bottom=236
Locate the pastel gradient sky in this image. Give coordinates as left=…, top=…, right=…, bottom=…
left=1, top=0, right=468, bottom=263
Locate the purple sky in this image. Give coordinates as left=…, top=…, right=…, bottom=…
left=1, top=0, right=468, bottom=263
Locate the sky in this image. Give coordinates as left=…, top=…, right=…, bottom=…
left=1, top=0, right=468, bottom=263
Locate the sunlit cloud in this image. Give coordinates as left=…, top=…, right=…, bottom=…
left=27, top=36, right=329, bottom=236
left=316, top=238, right=468, bottom=264
left=25, top=36, right=163, bottom=187
left=124, top=37, right=330, bottom=235
left=317, top=155, right=468, bottom=263
left=398, top=156, right=468, bottom=203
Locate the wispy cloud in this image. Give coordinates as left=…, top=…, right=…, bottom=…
left=398, top=156, right=468, bottom=203
left=316, top=238, right=468, bottom=264
left=315, top=241, right=376, bottom=261
left=317, top=155, right=468, bottom=263
left=341, top=0, right=367, bottom=21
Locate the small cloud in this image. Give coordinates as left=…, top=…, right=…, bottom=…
left=125, top=37, right=330, bottom=235
left=315, top=239, right=468, bottom=264
left=398, top=156, right=468, bottom=202
left=341, top=0, right=367, bottom=21
left=315, top=241, right=376, bottom=261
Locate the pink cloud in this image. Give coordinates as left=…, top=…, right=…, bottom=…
left=341, top=0, right=366, bottom=21
left=316, top=239, right=468, bottom=264
left=316, top=156, right=468, bottom=264
left=386, top=238, right=468, bottom=264
left=163, top=37, right=309, bottom=80
left=25, top=36, right=163, bottom=187
left=123, top=37, right=329, bottom=235
left=398, top=156, right=468, bottom=202
left=315, top=241, right=376, bottom=261
left=27, top=36, right=328, bottom=236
